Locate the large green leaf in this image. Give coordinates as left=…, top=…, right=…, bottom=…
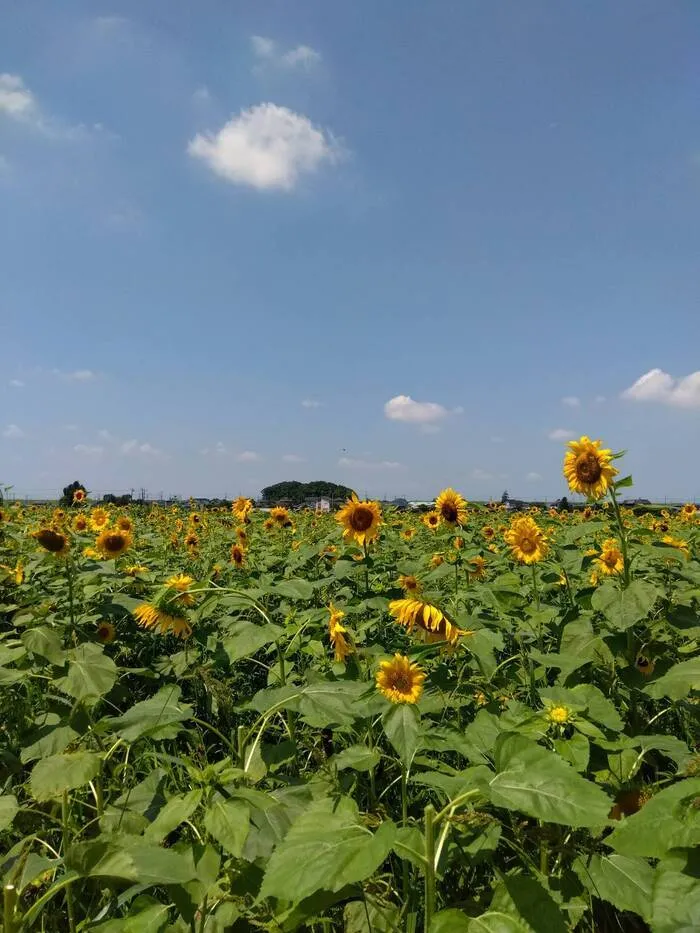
left=332, top=745, right=381, bottom=772
left=489, top=734, right=612, bottom=828
left=66, top=836, right=196, bottom=885
left=297, top=680, right=367, bottom=727
left=21, top=627, right=65, bottom=665
left=591, top=579, right=658, bottom=631
left=650, top=869, right=700, bottom=933
left=144, top=789, right=202, bottom=842
left=644, top=658, right=700, bottom=700
left=344, top=896, right=401, bottom=932
left=430, top=909, right=471, bottom=932
left=57, top=642, right=117, bottom=702
left=221, top=620, right=284, bottom=662
left=607, top=777, right=700, bottom=858
left=574, top=854, right=654, bottom=922
left=20, top=723, right=80, bottom=763
left=29, top=751, right=102, bottom=801
left=259, top=797, right=396, bottom=903
left=110, top=685, right=193, bottom=742
left=275, top=578, right=314, bottom=600
left=0, top=795, right=18, bottom=831
left=490, top=874, right=568, bottom=933
left=203, top=797, right=250, bottom=857
left=468, top=914, right=529, bottom=932
left=382, top=703, right=421, bottom=766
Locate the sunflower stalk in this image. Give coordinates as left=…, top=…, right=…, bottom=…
left=608, top=486, right=631, bottom=588
left=423, top=804, right=437, bottom=932
left=3, top=885, right=17, bottom=933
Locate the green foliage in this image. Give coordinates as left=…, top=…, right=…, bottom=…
left=260, top=479, right=355, bottom=505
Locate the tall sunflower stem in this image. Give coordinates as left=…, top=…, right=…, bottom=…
left=61, top=791, right=77, bottom=933
left=424, top=804, right=437, bottom=932
left=4, top=885, right=17, bottom=933
left=531, top=564, right=540, bottom=613
left=400, top=765, right=410, bottom=904
left=608, top=487, right=630, bottom=588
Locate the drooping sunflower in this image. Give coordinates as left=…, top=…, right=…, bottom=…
left=133, top=602, right=192, bottom=639
left=232, top=496, right=253, bottom=523
left=328, top=603, right=352, bottom=662
left=503, top=515, right=548, bottom=564
left=336, top=495, right=382, bottom=547
left=270, top=506, right=293, bottom=528
left=95, top=529, right=132, bottom=560
left=468, top=555, right=487, bottom=581
left=230, top=544, right=246, bottom=567
left=596, top=538, right=624, bottom=575
left=96, top=621, right=116, bottom=643
left=33, top=528, right=70, bottom=557
left=89, top=507, right=110, bottom=531
left=125, top=564, right=149, bottom=576
left=73, top=514, right=89, bottom=533
left=165, top=573, right=197, bottom=605
left=434, top=488, right=468, bottom=525
left=236, top=527, right=247, bottom=545
left=563, top=436, right=618, bottom=500
left=116, top=516, right=133, bottom=533
left=376, top=653, right=426, bottom=705
left=184, top=531, right=199, bottom=549
left=582, top=506, right=594, bottom=520
left=422, top=511, right=440, bottom=531
left=398, top=574, right=421, bottom=594
left=389, top=598, right=467, bottom=646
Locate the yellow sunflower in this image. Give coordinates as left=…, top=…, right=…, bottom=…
left=189, top=512, right=202, bottom=525
left=662, top=534, right=689, bottom=559
left=328, top=603, right=352, bottom=662
left=270, top=506, right=293, bottom=528
left=125, top=564, right=149, bottom=576
left=429, top=553, right=444, bottom=568
left=336, top=495, right=383, bottom=547
left=116, top=516, right=133, bottom=533
left=434, top=488, right=468, bottom=525
left=376, top=654, right=426, bottom=705
left=96, top=621, right=116, bottom=643
left=133, top=602, right=191, bottom=639
left=563, top=436, right=618, bottom=500
left=89, top=507, right=110, bottom=531
left=545, top=704, right=574, bottom=725
left=398, top=573, right=421, bottom=594
left=184, top=531, right=199, bottom=549
left=481, top=525, right=496, bottom=541
left=33, top=528, right=70, bottom=557
left=422, top=511, right=440, bottom=531
left=402, top=528, right=416, bottom=541
left=680, top=503, right=697, bottom=521
left=95, top=529, right=132, bottom=559
left=73, top=514, right=89, bottom=533
left=72, top=489, right=86, bottom=504
left=263, top=517, right=274, bottom=531
left=165, top=573, right=197, bottom=605
left=236, top=527, right=247, bottom=544
left=503, top=515, right=548, bottom=564
left=232, top=496, right=253, bottom=523
left=230, top=544, right=246, bottom=567
left=596, top=538, right=624, bottom=575
left=389, top=598, right=467, bottom=646
left=468, top=555, right=487, bottom=581
left=635, top=655, right=655, bottom=676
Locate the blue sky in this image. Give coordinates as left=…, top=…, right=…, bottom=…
left=1, top=1, right=699, bottom=501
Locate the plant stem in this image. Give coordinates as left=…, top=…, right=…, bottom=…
left=4, top=885, right=17, bottom=933
left=609, top=487, right=630, bottom=587
left=424, top=804, right=436, bottom=932
left=531, top=564, right=540, bottom=612
left=61, top=791, right=77, bottom=933
left=400, top=765, right=410, bottom=908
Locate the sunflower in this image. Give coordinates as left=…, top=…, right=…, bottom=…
left=545, top=704, right=574, bottom=725
left=89, top=507, right=110, bottom=531
left=435, top=488, right=468, bottom=525
left=72, top=489, right=86, bottom=504
left=270, top=506, right=293, bottom=528
left=596, top=539, right=624, bottom=575
left=336, top=495, right=383, bottom=547
left=328, top=603, right=352, bottom=662
left=236, top=527, right=247, bottom=544
left=422, top=511, right=440, bottom=530
left=503, top=515, right=548, bottom=564
left=83, top=546, right=100, bottom=559
left=125, top=564, right=149, bottom=576
left=398, top=574, right=421, bottom=594
left=263, top=517, right=274, bottom=531
left=563, top=436, right=618, bottom=500
left=636, top=655, right=655, bottom=676
left=429, top=553, right=444, bottom=568
left=96, top=621, right=116, bottom=643
left=681, top=503, right=697, bottom=521
left=230, top=544, right=246, bottom=567
left=376, top=654, right=426, bottom=705
left=389, top=598, right=467, bottom=646
left=95, top=529, right=132, bottom=559
left=116, top=516, right=133, bottom=533
left=453, top=537, right=464, bottom=550
left=582, top=506, right=593, bottom=520
left=133, top=602, right=191, bottom=639
left=233, top=496, right=253, bottom=523
left=189, top=512, right=202, bottom=525
left=184, top=531, right=199, bottom=549
left=609, top=789, right=651, bottom=821
left=662, top=534, right=689, bottom=559
left=468, top=555, right=487, bottom=581
left=1, top=562, right=24, bottom=585
left=481, top=525, right=495, bottom=541
left=165, top=573, right=197, bottom=605
left=73, top=514, right=89, bottom=533
left=402, top=528, right=416, bottom=541
left=33, top=528, right=70, bottom=557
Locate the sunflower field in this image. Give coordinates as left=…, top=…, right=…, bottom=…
left=1, top=439, right=699, bottom=933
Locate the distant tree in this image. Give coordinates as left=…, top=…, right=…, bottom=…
left=501, top=489, right=509, bottom=504
left=558, top=495, right=570, bottom=512
left=102, top=493, right=133, bottom=506
left=60, top=480, right=87, bottom=507
left=260, top=480, right=355, bottom=506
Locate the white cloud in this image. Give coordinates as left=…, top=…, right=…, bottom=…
left=251, top=36, right=321, bottom=70
left=301, top=398, right=322, bottom=408
left=202, top=441, right=228, bottom=456
left=120, top=439, right=165, bottom=458
left=548, top=428, right=575, bottom=441
left=561, top=396, right=580, bottom=407
left=0, top=74, right=36, bottom=120
left=236, top=450, right=260, bottom=462
left=97, top=429, right=115, bottom=442
left=74, top=444, right=104, bottom=456
left=594, top=395, right=606, bottom=404
left=470, top=468, right=494, bottom=481
left=526, top=472, right=543, bottom=482
left=621, top=368, right=700, bottom=409
left=282, top=453, right=305, bottom=463
left=338, top=456, right=402, bottom=470
left=9, top=379, right=24, bottom=387
left=53, top=369, right=97, bottom=382
left=188, top=103, right=339, bottom=191
left=384, top=394, right=449, bottom=425
left=2, top=424, right=24, bottom=439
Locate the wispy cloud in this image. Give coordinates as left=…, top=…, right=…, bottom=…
left=53, top=369, right=97, bottom=382
left=470, top=468, right=494, bottom=481
left=561, top=396, right=580, bottom=407
left=622, top=368, right=700, bottom=409
left=200, top=441, right=227, bottom=456
left=74, top=443, right=104, bottom=456
left=526, top=472, right=543, bottom=482
left=9, top=379, right=24, bottom=387
left=338, top=456, right=402, bottom=470
left=120, top=440, right=166, bottom=458
left=2, top=424, right=25, bottom=439
left=384, top=394, right=451, bottom=425
left=188, top=103, right=340, bottom=191
left=282, top=453, right=305, bottom=463
left=251, top=36, right=322, bottom=71
left=236, top=450, right=260, bottom=462
left=548, top=428, right=575, bottom=441
left=301, top=398, right=322, bottom=409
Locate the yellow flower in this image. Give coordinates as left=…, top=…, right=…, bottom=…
left=133, top=602, right=191, bottom=639
left=422, top=511, right=440, bottom=530
left=96, top=621, right=116, bottom=643
left=681, top=503, right=697, bottom=521
left=33, top=528, right=70, bottom=557
left=582, top=506, right=594, bottom=520
left=89, top=507, right=110, bottom=531
left=125, top=564, right=149, bottom=576
left=435, top=488, right=468, bottom=525
left=398, top=574, right=421, bottom=594
left=504, top=515, right=548, bottom=564
left=232, top=496, right=253, bottom=522
left=189, top=512, right=202, bottom=525
left=1, top=562, right=24, bottom=585
left=481, top=525, right=496, bottom=541
left=72, top=489, right=86, bottom=503
left=595, top=538, right=624, bottom=575
left=83, top=546, right=100, bottom=559
left=95, top=529, right=132, bottom=559
left=236, top=527, right=247, bottom=544
left=336, top=495, right=382, bottom=547
left=429, top=553, right=444, bottom=568
left=636, top=655, right=655, bottom=676
left=230, top=544, right=246, bottom=567
left=116, top=516, right=134, bottom=533
left=662, top=534, right=689, bottom=559
left=563, top=436, right=618, bottom=500
left=166, top=573, right=197, bottom=605
left=545, top=704, right=574, bottom=725
left=73, top=514, right=89, bottom=533
left=389, top=598, right=468, bottom=646
left=184, top=531, right=199, bottom=549
left=376, top=653, right=426, bottom=704
left=263, top=517, right=274, bottom=531
left=402, top=528, right=416, bottom=541
left=468, top=555, right=487, bottom=581
left=453, top=537, right=464, bottom=550
left=328, top=603, right=352, bottom=662
left=270, top=506, right=293, bottom=528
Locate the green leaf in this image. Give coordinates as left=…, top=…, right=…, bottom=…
left=554, top=734, right=590, bottom=772
left=650, top=869, right=700, bottom=933
left=110, top=685, right=193, bottom=742
left=259, top=798, right=396, bottom=904
left=614, top=475, right=634, bottom=489
left=591, top=579, right=659, bottom=631
left=570, top=683, right=623, bottom=731
left=144, top=789, right=202, bottom=842
left=468, top=913, right=530, bottom=932
left=430, top=909, right=471, bottom=932
left=392, top=825, right=426, bottom=870
left=489, top=734, right=612, bottom=828
left=332, top=745, right=381, bottom=772
left=490, top=874, right=568, bottom=933
left=21, top=627, right=65, bottom=665
left=203, top=797, right=250, bottom=857
left=20, top=724, right=79, bottom=763
left=645, top=658, right=700, bottom=700
left=382, top=703, right=421, bottom=765
left=29, top=751, right=102, bottom=801
left=574, top=854, right=654, bottom=922
left=298, top=680, right=367, bottom=728
left=607, top=777, right=700, bottom=858
left=57, top=642, right=117, bottom=703
left=66, top=836, right=196, bottom=885
left=0, top=794, right=18, bottom=831
left=344, top=896, right=401, bottom=932
left=221, top=620, right=284, bottom=662
left=275, top=578, right=314, bottom=600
